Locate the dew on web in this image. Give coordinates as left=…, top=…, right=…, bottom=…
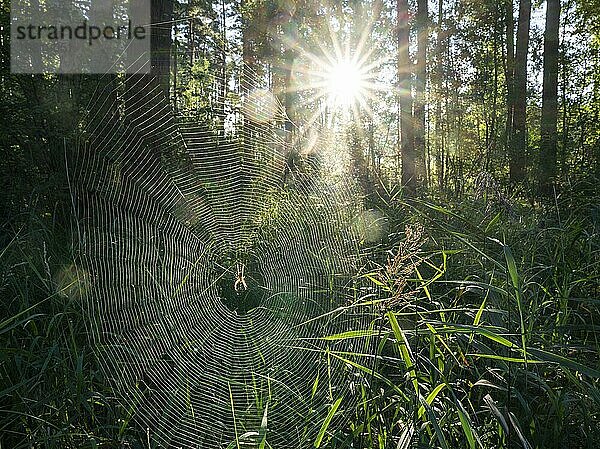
left=71, top=38, right=377, bottom=448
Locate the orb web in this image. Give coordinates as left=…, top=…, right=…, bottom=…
left=72, top=48, right=374, bottom=448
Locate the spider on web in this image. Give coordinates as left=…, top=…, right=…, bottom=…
left=234, top=262, right=248, bottom=293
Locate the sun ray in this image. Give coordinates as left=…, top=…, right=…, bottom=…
left=266, top=16, right=389, bottom=129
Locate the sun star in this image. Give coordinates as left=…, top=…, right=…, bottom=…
left=325, top=59, right=368, bottom=108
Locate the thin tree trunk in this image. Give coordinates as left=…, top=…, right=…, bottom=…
left=505, top=0, right=515, bottom=151
left=489, top=5, right=500, bottom=171
left=283, top=48, right=296, bottom=134
left=189, top=18, right=195, bottom=66
left=444, top=22, right=452, bottom=191
left=173, top=33, right=177, bottom=110
left=415, top=0, right=428, bottom=187
left=397, top=0, right=416, bottom=193
left=559, top=7, right=569, bottom=179
left=510, top=0, right=531, bottom=185
left=539, top=0, right=561, bottom=194
left=151, top=0, right=172, bottom=98
left=435, top=0, right=445, bottom=189
left=241, top=0, right=257, bottom=74
left=221, top=0, right=227, bottom=120
left=593, top=46, right=600, bottom=173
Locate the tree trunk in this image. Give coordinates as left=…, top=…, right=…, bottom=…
left=189, top=18, right=195, bottom=66
left=505, top=0, right=515, bottom=151
left=151, top=0, right=172, bottom=98
left=241, top=0, right=257, bottom=74
left=510, top=0, right=531, bottom=185
left=485, top=2, right=502, bottom=171
left=559, top=11, right=568, bottom=179
left=397, top=0, right=416, bottom=193
left=415, top=0, right=428, bottom=187
left=539, top=0, right=561, bottom=195
left=488, top=16, right=499, bottom=171
left=283, top=48, right=296, bottom=134
left=221, top=0, right=227, bottom=120
left=435, top=0, right=445, bottom=189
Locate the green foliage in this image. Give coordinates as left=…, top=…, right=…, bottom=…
left=0, top=214, right=147, bottom=448
left=180, top=57, right=213, bottom=115
left=2, top=0, right=600, bottom=447
left=336, top=179, right=600, bottom=448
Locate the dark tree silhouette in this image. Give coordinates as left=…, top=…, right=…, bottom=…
left=539, top=0, right=561, bottom=194
left=397, top=0, right=416, bottom=193
left=510, top=0, right=531, bottom=185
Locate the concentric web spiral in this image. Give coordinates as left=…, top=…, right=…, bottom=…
left=72, top=44, right=376, bottom=448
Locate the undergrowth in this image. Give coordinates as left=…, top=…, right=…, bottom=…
left=1, top=177, right=599, bottom=448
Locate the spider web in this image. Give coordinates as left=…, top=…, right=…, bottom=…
left=72, top=41, right=376, bottom=448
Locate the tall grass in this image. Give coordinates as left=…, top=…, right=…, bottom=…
left=2, top=178, right=599, bottom=448
left=0, top=211, right=147, bottom=448
left=334, top=179, right=600, bottom=448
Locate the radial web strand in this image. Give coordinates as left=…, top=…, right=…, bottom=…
left=72, top=40, right=376, bottom=448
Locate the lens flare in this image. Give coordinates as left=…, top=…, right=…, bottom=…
left=325, top=59, right=366, bottom=107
